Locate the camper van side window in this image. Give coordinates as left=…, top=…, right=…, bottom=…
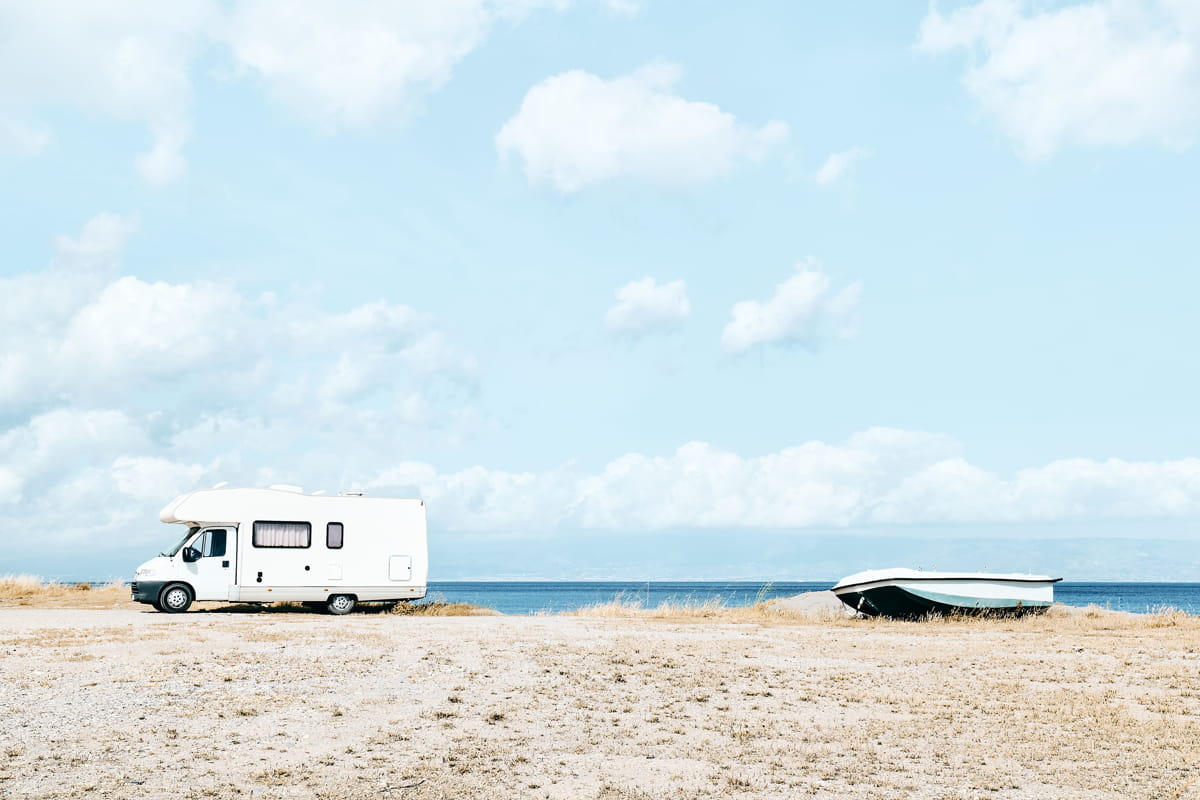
left=252, top=521, right=311, bottom=548
left=327, top=522, right=343, bottom=549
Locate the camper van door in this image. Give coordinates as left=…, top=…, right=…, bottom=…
left=185, top=527, right=236, bottom=601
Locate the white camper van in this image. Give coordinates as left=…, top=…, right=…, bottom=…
left=131, top=486, right=428, bottom=614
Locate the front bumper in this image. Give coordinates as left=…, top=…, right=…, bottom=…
left=130, top=580, right=168, bottom=604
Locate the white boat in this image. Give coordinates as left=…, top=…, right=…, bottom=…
left=832, top=568, right=1061, bottom=618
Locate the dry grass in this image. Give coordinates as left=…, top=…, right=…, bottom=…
left=914, top=603, right=1200, bottom=633
left=568, top=596, right=732, bottom=619
left=0, top=574, right=44, bottom=597
left=390, top=599, right=494, bottom=616
left=567, top=595, right=1199, bottom=632
left=0, top=574, right=130, bottom=607
left=564, top=591, right=851, bottom=623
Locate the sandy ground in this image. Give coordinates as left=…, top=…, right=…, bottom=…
left=2, top=602, right=1199, bottom=800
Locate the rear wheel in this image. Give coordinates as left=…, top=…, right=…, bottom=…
left=326, top=594, right=356, bottom=615
left=159, top=583, right=193, bottom=613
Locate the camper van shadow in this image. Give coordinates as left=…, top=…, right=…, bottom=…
left=142, top=599, right=486, bottom=616
left=157, top=601, right=406, bottom=615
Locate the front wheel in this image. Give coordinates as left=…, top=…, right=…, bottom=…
left=159, top=583, right=193, bottom=613
left=326, top=594, right=356, bottom=615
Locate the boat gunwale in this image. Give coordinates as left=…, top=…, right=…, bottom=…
left=832, top=575, right=1063, bottom=595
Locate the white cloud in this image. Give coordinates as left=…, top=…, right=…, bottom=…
left=135, top=122, right=189, bottom=186
left=917, top=0, right=1200, bottom=158
left=1, top=273, right=248, bottom=411
left=0, top=215, right=487, bottom=546
left=603, top=277, right=690, bottom=336
left=0, top=445, right=223, bottom=548
left=496, top=62, right=789, bottom=192
left=604, top=0, right=641, bottom=16
left=57, top=276, right=249, bottom=382
left=1, top=214, right=141, bottom=406
left=0, top=117, right=50, bottom=156
left=0, top=0, right=575, bottom=179
left=0, top=0, right=216, bottom=183
left=364, top=427, right=1200, bottom=532
left=110, top=456, right=210, bottom=503
left=815, top=146, right=871, bottom=186
left=721, top=260, right=862, bottom=354
left=0, top=408, right=149, bottom=505
left=53, top=213, right=141, bottom=268
left=7, top=406, right=1200, bottom=546
left=2, top=408, right=148, bottom=472
left=872, top=455, right=1200, bottom=524
left=222, top=0, right=568, bottom=127
left=0, top=216, right=478, bottom=415
left=0, top=467, right=21, bottom=504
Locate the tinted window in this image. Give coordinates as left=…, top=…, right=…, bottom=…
left=252, top=521, right=311, bottom=548
left=327, top=522, right=343, bottom=549
left=202, top=529, right=227, bottom=558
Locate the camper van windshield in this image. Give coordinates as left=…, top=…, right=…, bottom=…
left=162, top=527, right=200, bottom=557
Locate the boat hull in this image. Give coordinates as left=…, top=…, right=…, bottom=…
left=832, top=570, right=1060, bottom=619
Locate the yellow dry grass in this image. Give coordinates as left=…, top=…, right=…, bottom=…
left=567, top=596, right=1200, bottom=633
left=0, top=574, right=130, bottom=608
left=567, top=596, right=848, bottom=624
left=390, top=599, right=493, bottom=616
left=0, top=573, right=44, bottom=597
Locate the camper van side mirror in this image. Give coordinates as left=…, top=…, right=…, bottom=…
left=182, top=546, right=200, bottom=563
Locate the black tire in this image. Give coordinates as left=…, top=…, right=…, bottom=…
left=159, top=583, right=193, bottom=613
left=326, top=594, right=356, bottom=615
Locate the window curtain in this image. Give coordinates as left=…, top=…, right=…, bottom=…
left=253, top=521, right=311, bottom=547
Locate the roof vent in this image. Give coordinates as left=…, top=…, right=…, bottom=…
left=269, top=484, right=304, bottom=494
left=338, top=491, right=365, bottom=497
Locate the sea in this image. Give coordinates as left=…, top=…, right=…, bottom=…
left=424, top=581, right=1200, bottom=616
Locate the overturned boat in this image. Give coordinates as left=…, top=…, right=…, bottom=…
left=832, top=568, right=1061, bottom=618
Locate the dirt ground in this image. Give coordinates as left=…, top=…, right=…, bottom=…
left=2, top=604, right=1199, bottom=799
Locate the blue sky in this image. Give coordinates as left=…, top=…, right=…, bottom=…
left=3, top=0, right=1200, bottom=580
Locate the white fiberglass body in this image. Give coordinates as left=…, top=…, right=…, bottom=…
left=832, top=568, right=1061, bottom=617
